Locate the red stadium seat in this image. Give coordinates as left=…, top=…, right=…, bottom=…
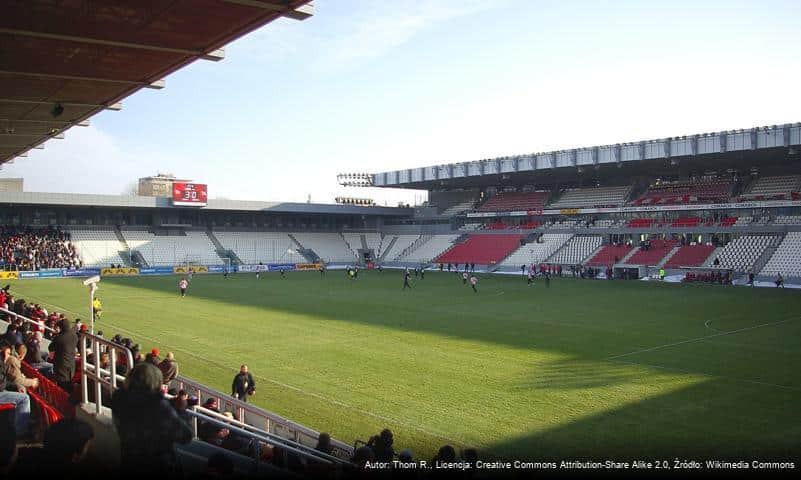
left=436, top=234, right=523, bottom=264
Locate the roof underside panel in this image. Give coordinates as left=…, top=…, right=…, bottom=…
left=0, top=0, right=311, bottom=164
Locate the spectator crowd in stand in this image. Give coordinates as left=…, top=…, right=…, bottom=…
left=0, top=226, right=81, bottom=271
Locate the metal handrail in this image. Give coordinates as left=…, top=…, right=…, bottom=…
left=79, top=331, right=134, bottom=415
left=0, top=306, right=56, bottom=333
left=170, top=375, right=354, bottom=460
left=189, top=405, right=350, bottom=466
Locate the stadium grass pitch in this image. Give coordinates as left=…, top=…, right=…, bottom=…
left=8, top=271, right=801, bottom=460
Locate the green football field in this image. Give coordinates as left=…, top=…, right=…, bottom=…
left=7, top=271, right=801, bottom=461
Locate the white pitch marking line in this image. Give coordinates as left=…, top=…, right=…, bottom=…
left=608, top=317, right=798, bottom=360
left=611, top=359, right=801, bottom=392
left=703, top=319, right=725, bottom=334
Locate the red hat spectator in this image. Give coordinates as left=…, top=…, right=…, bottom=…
left=151, top=348, right=160, bottom=356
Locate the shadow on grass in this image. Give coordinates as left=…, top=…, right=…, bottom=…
left=486, top=377, right=801, bottom=461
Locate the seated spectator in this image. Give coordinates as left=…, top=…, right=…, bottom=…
left=205, top=453, right=235, bottom=478
left=110, top=362, right=192, bottom=476
left=433, top=445, right=457, bottom=464
left=145, top=348, right=160, bottom=366
left=0, top=406, right=17, bottom=474
left=0, top=342, right=31, bottom=439
left=2, top=342, right=38, bottom=393
left=49, top=318, right=77, bottom=393
left=368, top=428, right=395, bottom=462
left=315, top=432, right=332, bottom=455
left=351, top=446, right=375, bottom=469
left=41, top=418, right=95, bottom=475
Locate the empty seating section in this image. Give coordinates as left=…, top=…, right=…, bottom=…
left=627, top=218, right=656, bottom=228
left=664, top=244, right=716, bottom=268
left=632, top=178, right=733, bottom=205
left=214, top=232, right=305, bottom=264
left=459, top=223, right=482, bottom=231
left=436, top=234, right=523, bottom=265
left=585, top=244, right=634, bottom=267
left=734, top=216, right=753, bottom=226
left=714, top=235, right=779, bottom=272
left=626, top=239, right=677, bottom=266
left=381, top=235, right=420, bottom=261
left=485, top=221, right=541, bottom=230
left=589, top=219, right=621, bottom=228
left=548, top=235, right=603, bottom=265
left=760, top=232, right=801, bottom=277
left=441, top=200, right=475, bottom=216
left=499, top=234, right=572, bottom=266
left=671, top=217, right=701, bottom=228
left=478, top=191, right=548, bottom=212
left=547, top=220, right=578, bottom=230
left=398, top=235, right=459, bottom=263
left=741, top=175, right=801, bottom=200
left=549, top=185, right=631, bottom=208
left=291, top=232, right=356, bottom=263
left=363, top=232, right=384, bottom=257
left=69, top=228, right=128, bottom=267
left=775, top=216, right=801, bottom=225
left=122, top=230, right=220, bottom=265
left=719, top=216, right=738, bottom=227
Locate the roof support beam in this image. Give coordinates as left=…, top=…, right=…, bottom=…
left=222, top=0, right=314, bottom=20
left=0, top=70, right=165, bottom=89
left=0, top=118, right=89, bottom=126
left=0, top=99, right=122, bottom=110
left=0, top=28, right=224, bottom=61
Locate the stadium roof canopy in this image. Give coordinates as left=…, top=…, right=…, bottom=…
left=373, top=123, right=801, bottom=190
left=0, top=0, right=313, bottom=165
left=0, top=190, right=412, bottom=216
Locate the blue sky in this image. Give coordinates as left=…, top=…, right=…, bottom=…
left=3, top=0, right=801, bottom=205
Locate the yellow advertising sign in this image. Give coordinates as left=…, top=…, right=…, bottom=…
left=173, top=265, right=209, bottom=274
left=0, top=271, right=19, bottom=279
left=560, top=208, right=580, bottom=215
left=295, top=263, right=322, bottom=271
left=101, top=267, right=140, bottom=276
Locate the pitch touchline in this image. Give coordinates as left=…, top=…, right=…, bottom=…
left=611, top=359, right=801, bottom=392
left=14, top=292, right=468, bottom=447
left=608, top=317, right=798, bottom=360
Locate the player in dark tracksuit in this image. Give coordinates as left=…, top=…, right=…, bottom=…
left=403, top=270, right=412, bottom=290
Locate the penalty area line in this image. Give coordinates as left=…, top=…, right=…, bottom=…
left=608, top=317, right=799, bottom=360
left=611, top=359, right=801, bottom=392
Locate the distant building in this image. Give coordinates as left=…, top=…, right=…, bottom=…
left=138, top=173, right=191, bottom=198
left=0, top=178, right=23, bottom=192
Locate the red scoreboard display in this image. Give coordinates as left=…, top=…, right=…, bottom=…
left=172, top=183, right=208, bottom=206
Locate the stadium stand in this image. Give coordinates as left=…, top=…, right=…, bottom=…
left=69, top=228, right=128, bottom=267
left=671, top=217, right=702, bottom=228
left=459, top=223, right=483, bottom=231
left=477, top=191, right=549, bottom=212
left=547, top=219, right=579, bottom=230
left=713, top=235, right=781, bottom=272
left=380, top=235, right=420, bottom=261
left=441, top=200, right=476, bottom=216
left=774, top=215, right=801, bottom=225
left=631, top=178, right=733, bottom=205
left=436, top=234, right=523, bottom=265
left=740, top=175, right=801, bottom=200
left=734, top=216, right=753, bottom=226
left=499, top=234, right=572, bottom=267
left=760, top=232, right=801, bottom=277
left=626, top=239, right=678, bottom=266
left=547, top=235, right=603, bottom=265
left=588, top=219, right=622, bottom=228
left=213, top=231, right=306, bottom=264
left=549, top=185, right=631, bottom=208
left=0, top=226, right=80, bottom=270
left=362, top=232, right=384, bottom=257
left=122, top=230, right=221, bottom=266
left=664, top=244, right=717, bottom=268
left=627, top=218, right=656, bottom=228
left=397, top=235, right=459, bottom=263
left=291, top=232, right=357, bottom=263
left=718, top=216, right=738, bottom=227
left=584, top=244, right=634, bottom=267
